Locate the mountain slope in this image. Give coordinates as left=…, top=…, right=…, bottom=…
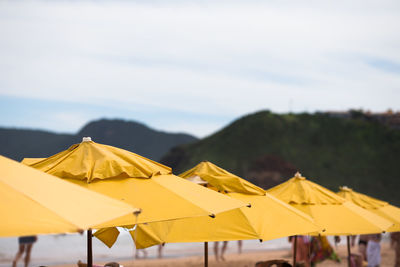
left=0, top=128, right=73, bottom=160
left=77, top=119, right=197, bottom=160
left=0, top=119, right=197, bottom=161
left=161, top=111, right=400, bottom=205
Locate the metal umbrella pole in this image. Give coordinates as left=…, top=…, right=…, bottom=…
left=87, top=229, right=93, bottom=267
left=204, top=242, right=208, bottom=267
left=293, top=235, right=297, bottom=267
left=347, top=236, right=351, bottom=267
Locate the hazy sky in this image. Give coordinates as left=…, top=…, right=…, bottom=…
left=1, top=0, right=399, bottom=137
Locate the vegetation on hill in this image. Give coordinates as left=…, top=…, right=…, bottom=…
left=77, top=119, right=197, bottom=160
left=161, top=111, right=400, bottom=205
left=0, top=129, right=73, bottom=160
left=0, top=119, right=197, bottom=161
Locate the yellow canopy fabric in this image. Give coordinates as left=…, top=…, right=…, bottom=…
left=0, top=155, right=137, bottom=237
left=21, top=158, right=45, bottom=165
left=93, top=227, right=120, bottom=248
left=337, top=186, right=400, bottom=232
left=133, top=192, right=320, bottom=249
left=67, top=174, right=246, bottom=228
left=122, top=162, right=320, bottom=249
left=180, top=161, right=265, bottom=195
left=267, top=173, right=393, bottom=235
left=23, top=140, right=246, bottom=229
left=23, top=139, right=171, bottom=183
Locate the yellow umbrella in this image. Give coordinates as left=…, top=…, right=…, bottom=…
left=130, top=162, right=319, bottom=251
left=267, top=172, right=392, bottom=235
left=337, top=186, right=400, bottom=232
left=23, top=139, right=246, bottom=266
left=180, top=160, right=266, bottom=195
left=0, top=155, right=137, bottom=237
left=24, top=137, right=170, bottom=183
left=23, top=140, right=245, bottom=226
left=267, top=172, right=393, bottom=267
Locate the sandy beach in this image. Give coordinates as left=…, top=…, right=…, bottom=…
left=56, top=243, right=395, bottom=267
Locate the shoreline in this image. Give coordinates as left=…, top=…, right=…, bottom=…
left=56, top=243, right=396, bottom=267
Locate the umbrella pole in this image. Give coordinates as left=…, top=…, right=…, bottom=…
left=88, top=229, right=93, bottom=267
left=204, top=242, right=208, bottom=267
left=347, top=236, right=351, bottom=267
left=293, top=235, right=297, bottom=267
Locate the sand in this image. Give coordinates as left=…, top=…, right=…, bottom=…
left=56, top=243, right=396, bottom=267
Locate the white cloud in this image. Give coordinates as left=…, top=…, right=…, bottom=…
left=0, top=0, right=399, bottom=136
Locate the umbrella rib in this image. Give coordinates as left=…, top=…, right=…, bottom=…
left=153, top=177, right=220, bottom=218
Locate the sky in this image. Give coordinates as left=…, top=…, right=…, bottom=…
left=0, top=0, right=399, bottom=138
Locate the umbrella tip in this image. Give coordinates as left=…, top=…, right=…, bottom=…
left=340, top=185, right=351, bottom=191
left=82, top=137, right=92, bottom=142
left=294, top=172, right=306, bottom=180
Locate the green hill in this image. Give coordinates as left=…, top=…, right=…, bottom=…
left=0, top=119, right=197, bottom=161
left=161, top=111, right=400, bottom=205
left=0, top=128, right=73, bottom=160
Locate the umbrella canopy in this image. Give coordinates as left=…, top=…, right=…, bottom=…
left=180, top=161, right=266, bottom=195
left=23, top=139, right=246, bottom=229
left=25, top=137, right=170, bottom=183
left=0, top=155, right=137, bottom=237
left=267, top=172, right=393, bottom=235
left=126, top=161, right=320, bottom=249
left=337, top=186, right=400, bottom=232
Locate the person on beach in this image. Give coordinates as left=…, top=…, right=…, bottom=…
left=134, top=244, right=163, bottom=259
left=348, top=235, right=368, bottom=266
left=334, top=235, right=341, bottom=249
left=158, top=244, right=164, bottom=259
left=238, top=240, right=243, bottom=254
left=358, top=234, right=369, bottom=261
left=214, top=241, right=243, bottom=261
left=135, top=248, right=148, bottom=259
left=12, top=235, right=37, bottom=267
left=289, top=235, right=310, bottom=267
left=310, top=236, right=340, bottom=267
left=391, top=232, right=400, bottom=267
left=366, top=234, right=381, bottom=267
left=214, top=241, right=228, bottom=261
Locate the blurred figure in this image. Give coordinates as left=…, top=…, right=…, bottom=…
left=348, top=235, right=365, bottom=267
left=12, top=235, right=37, bottom=267
left=134, top=248, right=148, bottom=259
left=289, top=235, right=310, bottom=267
left=350, top=235, right=356, bottom=247
left=238, top=240, right=243, bottom=254
left=350, top=253, right=364, bottom=267
left=158, top=244, right=164, bottom=259
left=310, top=236, right=340, bottom=267
left=390, top=232, right=400, bottom=267
left=366, top=234, right=381, bottom=267
left=334, top=236, right=341, bottom=249
left=214, top=241, right=228, bottom=261
left=358, top=234, right=369, bottom=261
